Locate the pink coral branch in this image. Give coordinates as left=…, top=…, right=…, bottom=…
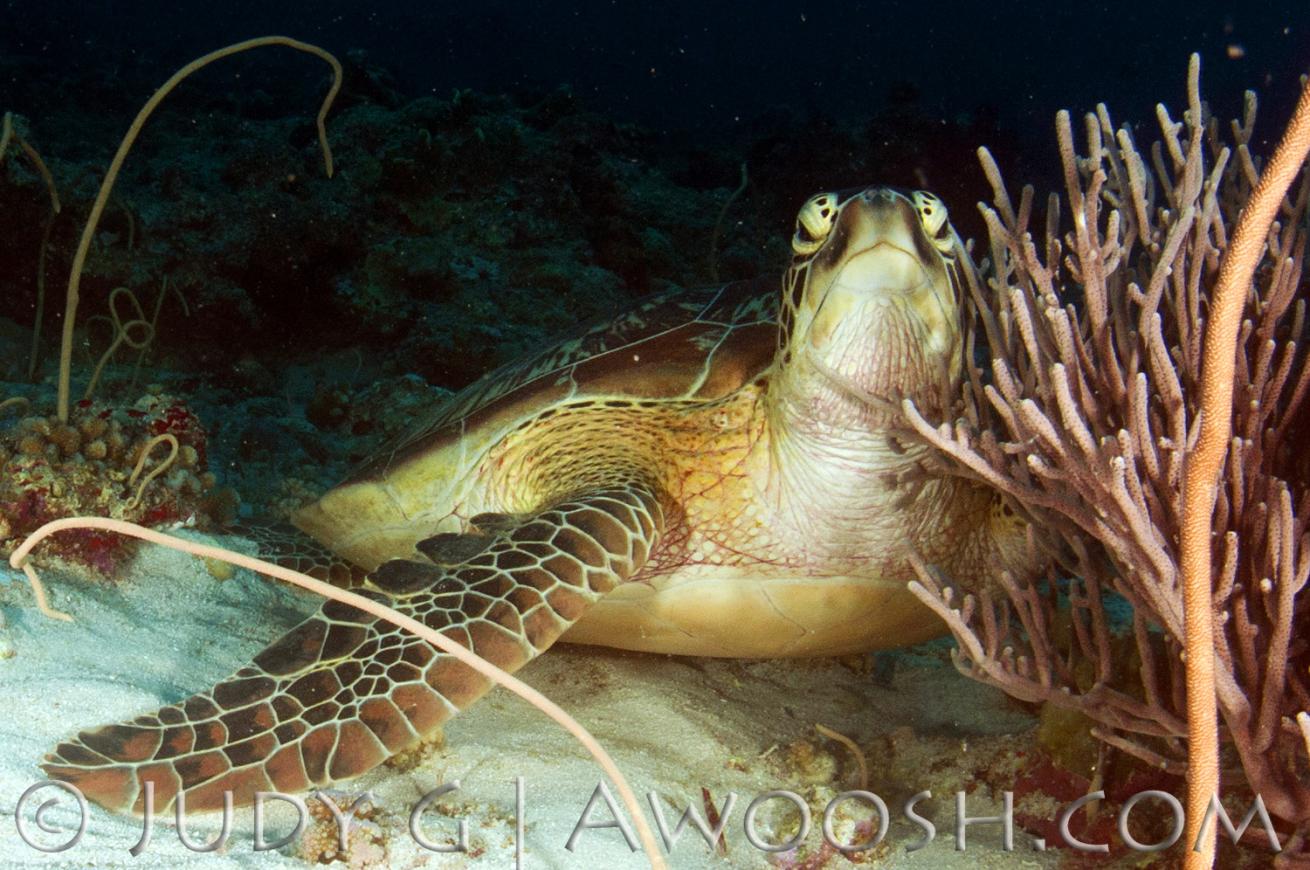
left=1178, top=71, right=1310, bottom=870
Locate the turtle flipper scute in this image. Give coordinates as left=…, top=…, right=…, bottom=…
left=42, top=485, right=666, bottom=814
left=228, top=520, right=370, bottom=590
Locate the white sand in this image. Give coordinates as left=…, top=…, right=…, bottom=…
left=0, top=532, right=1060, bottom=868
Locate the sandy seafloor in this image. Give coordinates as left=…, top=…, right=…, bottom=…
left=0, top=530, right=1062, bottom=870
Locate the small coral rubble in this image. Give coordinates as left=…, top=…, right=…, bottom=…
left=298, top=791, right=389, bottom=869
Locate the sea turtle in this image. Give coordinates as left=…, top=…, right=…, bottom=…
left=44, top=185, right=1034, bottom=814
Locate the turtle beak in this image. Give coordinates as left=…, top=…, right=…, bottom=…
left=832, top=190, right=932, bottom=298
left=832, top=241, right=929, bottom=297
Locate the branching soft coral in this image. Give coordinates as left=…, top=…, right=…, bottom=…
left=904, top=57, right=1310, bottom=858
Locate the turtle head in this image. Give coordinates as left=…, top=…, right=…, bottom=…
left=776, top=186, right=964, bottom=417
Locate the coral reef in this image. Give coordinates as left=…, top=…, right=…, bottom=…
left=1, top=49, right=1011, bottom=392
left=0, top=390, right=215, bottom=571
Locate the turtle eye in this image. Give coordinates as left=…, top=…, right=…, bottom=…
left=792, top=192, right=837, bottom=255
left=912, top=190, right=954, bottom=251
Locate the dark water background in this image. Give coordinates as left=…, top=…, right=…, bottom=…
left=4, top=0, right=1307, bottom=146
left=0, top=0, right=1307, bottom=506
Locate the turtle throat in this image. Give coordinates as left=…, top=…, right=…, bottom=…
left=760, top=299, right=957, bottom=555
left=773, top=292, right=956, bottom=435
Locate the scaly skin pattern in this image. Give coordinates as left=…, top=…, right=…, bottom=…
left=44, top=485, right=666, bottom=813
left=43, top=186, right=1039, bottom=813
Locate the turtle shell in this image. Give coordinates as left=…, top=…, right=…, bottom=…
left=293, top=276, right=780, bottom=567
left=355, top=276, right=777, bottom=480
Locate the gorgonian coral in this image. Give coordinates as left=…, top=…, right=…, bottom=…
left=905, top=58, right=1310, bottom=856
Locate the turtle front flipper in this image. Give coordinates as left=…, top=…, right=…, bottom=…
left=42, top=484, right=666, bottom=814
left=228, top=520, right=370, bottom=590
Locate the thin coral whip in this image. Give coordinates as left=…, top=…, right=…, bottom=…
left=1179, top=73, right=1310, bottom=870
left=55, top=36, right=342, bottom=423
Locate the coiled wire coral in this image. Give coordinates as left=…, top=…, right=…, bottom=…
left=0, top=390, right=213, bottom=572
